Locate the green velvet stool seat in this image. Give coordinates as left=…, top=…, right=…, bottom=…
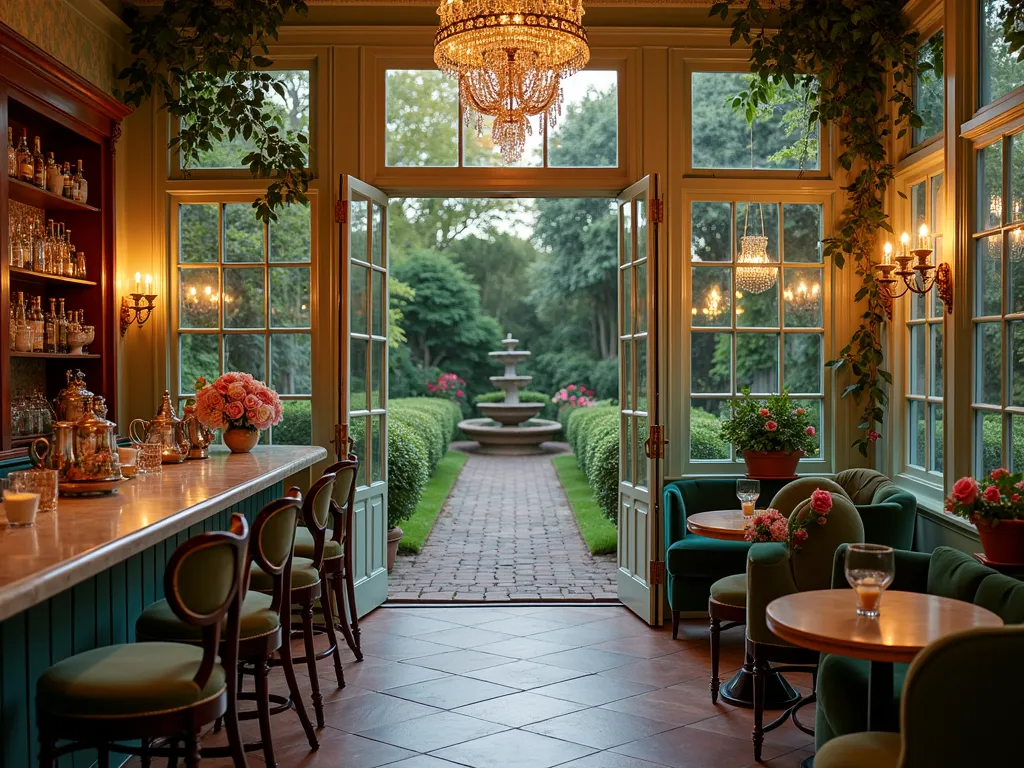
left=137, top=592, right=280, bottom=643
left=293, top=527, right=342, bottom=560
left=250, top=556, right=321, bottom=589
left=36, top=514, right=251, bottom=768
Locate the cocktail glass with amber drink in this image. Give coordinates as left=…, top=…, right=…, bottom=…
left=844, top=544, right=895, bottom=618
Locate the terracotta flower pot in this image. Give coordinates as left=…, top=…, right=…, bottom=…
left=974, top=517, right=1024, bottom=565
left=742, top=450, right=803, bottom=479
left=223, top=427, right=260, bottom=454
left=387, top=526, right=404, bottom=573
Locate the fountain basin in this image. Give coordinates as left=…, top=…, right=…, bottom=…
left=477, top=402, right=544, bottom=427
left=458, top=417, right=563, bottom=455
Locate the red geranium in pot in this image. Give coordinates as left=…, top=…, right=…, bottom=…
left=720, top=389, right=818, bottom=479
left=946, top=468, right=1024, bottom=565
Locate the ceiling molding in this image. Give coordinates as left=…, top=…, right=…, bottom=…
left=130, top=1, right=722, bottom=6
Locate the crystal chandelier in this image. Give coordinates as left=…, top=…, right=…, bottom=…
left=434, top=1, right=590, bottom=163
left=783, top=280, right=821, bottom=311
left=736, top=204, right=778, bottom=295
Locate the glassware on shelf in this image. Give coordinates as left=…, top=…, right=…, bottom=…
left=844, top=544, right=896, bottom=618
left=15, top=130, right=32, bottom=183
left=6, top=127, right=16, bottom=178
left=9, top=468, right=58, bottom=515
left=736, top=479, right=760, bottom=517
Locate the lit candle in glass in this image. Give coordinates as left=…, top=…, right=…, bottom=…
left=900, top=232, right=910, bottom=257
left=918, top=223, right=930, bottom=250
left=134, top=272, right=141, bottom=293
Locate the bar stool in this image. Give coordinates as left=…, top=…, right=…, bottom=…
left=293, top=458, right=362, bottom=660
left=252, top=473, right=343, bottom=728
left=136, top=495, right=319, bottom=766
left=36, top=515, right=250, bottom=767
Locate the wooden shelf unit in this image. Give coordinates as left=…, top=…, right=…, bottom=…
left=0, top=22, right=129, bottom=455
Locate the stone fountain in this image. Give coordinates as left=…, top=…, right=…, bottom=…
left=459, top=334, right=562, bottom=454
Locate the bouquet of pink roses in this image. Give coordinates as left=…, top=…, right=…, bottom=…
left=194, top=372, right=283, bottom=432
left=744, top=488, right=833, bottom=551
left=946, top=468, right=1024, bottom=525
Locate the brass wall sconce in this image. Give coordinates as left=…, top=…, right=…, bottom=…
left=874, top=225, right=953, bottom=320
left=120, top=272, right=157, bottom=337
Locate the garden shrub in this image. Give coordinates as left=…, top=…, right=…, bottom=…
left=475, top=390, right=555, bottom=421
left=386, top=416, right=429, bottom=530
left=567, top=404, right=620, bottom=523
left=391, top=397, right=462, bottom=443
left=691, top=407, right=730, bottom=460
left=389, top=403, right=445, bottom=474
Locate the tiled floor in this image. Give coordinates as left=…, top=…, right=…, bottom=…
left=185, top=604, right=816, bottom=767
left=388, top=444, right=618, bottom=602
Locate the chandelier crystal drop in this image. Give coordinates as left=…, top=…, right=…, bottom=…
left=736, top=234, right=778, bottom=295
left=434, top=0, right=590, bottom=163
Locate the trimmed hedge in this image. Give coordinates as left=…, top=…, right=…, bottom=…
left=567, top=404, right=620, bottom=523
left=385, top=397, right=463, bottom=530
left=475, top=390, right=555, bottom=421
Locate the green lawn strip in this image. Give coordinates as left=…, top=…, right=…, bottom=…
left=552, top=454, right=618, bottom=556
left=398, top=450, right=469, bottom=554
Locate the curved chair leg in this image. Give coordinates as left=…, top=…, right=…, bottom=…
left=139, top=737, right=151, bottom=768
left=96, top=746, right=110, bottom=768
left=710, top=616, right=722, bottom=704
left=222, top=698, right=249, bottom=768
left=301, top=600, right=326, bottom=728
left=254, top=659, right=277, bottom=767
left=37, top=723, right=56, bottom=768
left=280, top=634, right=319, bottom=750
left=183, top=731, right=200, bottom=768
left=319, top=584, right=347, bottom=689
left=752, top=645, right=767, bottom=763
left=343, top=562, right=362, bottom=659
left=332, top=573, right=360, bottom=659
left=671, top=610, right=680, bottom=640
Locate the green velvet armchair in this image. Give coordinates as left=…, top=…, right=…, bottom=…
left=663, top=478, right=790, bottom=636
left=815, top=545, right=1024, bottom=752
left=813, top=625, right=1024, bottom=768
left=746, top=493, right=865, bottom=762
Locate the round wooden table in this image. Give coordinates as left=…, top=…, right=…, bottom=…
left=686, top=509, right=756, bottom=541
left=767, top=590, right=1003, bottom=733
left=687, top=508, right=798, bottom=710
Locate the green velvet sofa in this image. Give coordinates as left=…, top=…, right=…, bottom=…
left=815, top=545, right=1024, bottom=751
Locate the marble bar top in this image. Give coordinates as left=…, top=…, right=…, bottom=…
left=0, top=445, right=327, bottom=622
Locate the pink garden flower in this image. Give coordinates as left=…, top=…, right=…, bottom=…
left=793, top=528, right=809, bottom=546
left=770, top=519, right=790, bottom=541
left=195, top=373, right=282, bottom=432
left=795, top=407, right=806, bottom=415
left=224, top=401, right=245, bottom=421
left=868, top=431, right=881, bottom=442
left=759, top=408, right=771, bottom=417
left=1012, top=494, right=1022, bottom=505
left=764, top=420, right=778, bottom=432
left=990, top=468, right=1011, bottom=481
left=227, top=384, right=246, bottom=402
left=806, top=426, right=816, bottom=437
left=951, top=477, right=979, bottom=506
left=983, top=485, right=1002, bottom=504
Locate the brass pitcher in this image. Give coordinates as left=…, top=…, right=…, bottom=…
left=182, top=402, right=215, bottom=459
left=130, top=390, right=190, bottom=464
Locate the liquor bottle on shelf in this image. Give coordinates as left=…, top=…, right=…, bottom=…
left=75, top=251, right=87, bottom=279
left=31, top=297, right=44, bottom=353
left=57, top=298, right=68, bottom=354
left=45, top=298, right=57, bottom=354
left=64, top=229, right=76, bottom=277
left=6, top=128, right=15, bottom=178
left=73, top=160, right=88, bottom=204
left=44, top=152, right=61, bottom=195
left=16, top=130, right=32, bottom=183
left=8, top=302, right=15, bottom=351
left=32, top=216, right=46, bottom=273
left=31, top=137, right=45, bottom=189
left=61, top=162, right=73, bottom=198
left=14, top=291, right=32, bottom=352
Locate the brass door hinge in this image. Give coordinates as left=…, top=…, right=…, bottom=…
left=644, top=424, right=667, bottom=460
left=650, top=198, right=664, bottom=225
left=335, top=200, right=348, bottom=224
left=650, top=560, right=666, bottom=586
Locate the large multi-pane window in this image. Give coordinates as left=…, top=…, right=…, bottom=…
left=175, top=201, right=313, bottom=445
left=972, top=133, right=1024, bottom=474
left=688, top=200, right=826, bottom=463
left=905, top=172, right=946, bottom=479
left=980, top=1, right=1024, bottom=107
left=384, top=69, right=619, bottom=168
left=914, top=30, right=944, bottom=146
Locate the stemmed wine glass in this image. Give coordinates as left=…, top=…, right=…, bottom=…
left=736, top=479, right=760, bottom=517
left=845, top=544, right=895, bottom=618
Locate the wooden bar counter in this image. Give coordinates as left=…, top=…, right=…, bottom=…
left=0, top=445, right=327, bottom=765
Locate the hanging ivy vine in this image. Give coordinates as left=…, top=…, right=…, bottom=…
left=117, top=0, right=310, bottom=223
left=710, top=0, right=923, bottom=456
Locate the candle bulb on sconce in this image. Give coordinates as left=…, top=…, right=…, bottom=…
left=900, top=231, right=910, bottom=257
left=882, top=242, right=893, bottom=265
left=918, top=224, right=930, bottom=250
left=120, top=272, right=157, bottom=337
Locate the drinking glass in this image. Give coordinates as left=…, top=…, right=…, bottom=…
left=845, top=544, right=895, bottom=618
left=736, top=479, right=760, bottom=517
left=137, top=442, right=163, bottom=474
left=2, top=477, right=40, bottom=528
left=9, top=469, right=58, bottom=515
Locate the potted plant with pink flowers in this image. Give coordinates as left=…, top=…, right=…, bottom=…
left=720, top=389, right=818, bottom=478
left=946, top=468, right=1024, bottom=565
left=194, top=372, right=283, bottom=453
left=744, top=488, right=833, bottom=550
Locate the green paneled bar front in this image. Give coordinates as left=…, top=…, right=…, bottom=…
left=0, top=446, right=326, bottom=767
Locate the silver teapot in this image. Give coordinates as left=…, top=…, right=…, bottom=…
left=182, top=402, right=216, bottom=459
left=30, top=396, right=122, bottom=482
left=130, top=390, right=190, bottom=464
left=54, top=369, right=93, bottom=422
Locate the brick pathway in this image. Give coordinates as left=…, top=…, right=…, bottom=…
left=389, top=443, right=618, bottom=602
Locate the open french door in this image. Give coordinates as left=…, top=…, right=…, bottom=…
left=337, top=175, right=390, bottom=617
left=617, top=175, right=665, bottom=626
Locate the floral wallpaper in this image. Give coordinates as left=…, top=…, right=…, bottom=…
left=0, top=0, right=122, bottom=93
